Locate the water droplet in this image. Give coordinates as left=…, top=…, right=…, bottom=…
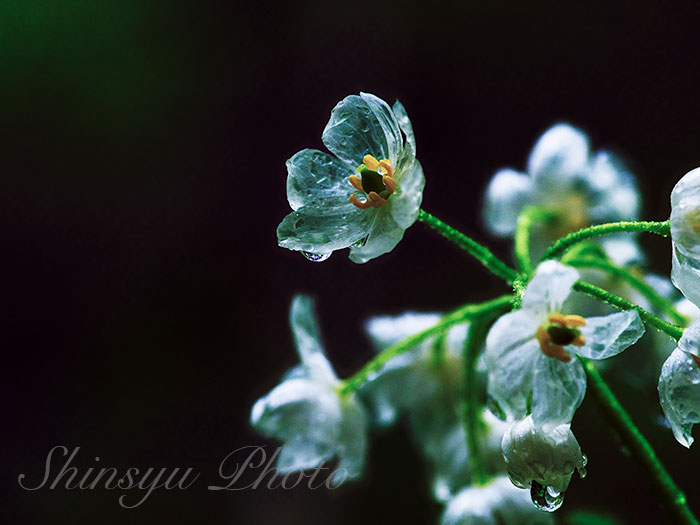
left=352, top=236, right=368, bottom=248
left=508, top=471, right=527, bottom=489
left=530, top=481, right=565, bottom=512
left=302, top=251, right=331, bottom=262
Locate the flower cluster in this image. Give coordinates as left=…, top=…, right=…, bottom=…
left=256, top=94, right=700, bottom=522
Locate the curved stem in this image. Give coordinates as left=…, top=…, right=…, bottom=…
left=418, top=209, right=519, bottom=283
left=339, top=295, right=513, bottom=396
left=573, top=280, right=684, bottom=340
left=541, top=220, right=670, bottom=261
left=514, top=207, right=555, bottom=275
left=566, top=257, right=688, bottom=326
left=462, top=315, right=495, bottom=486
left=580, top=357, right=698, bottom=524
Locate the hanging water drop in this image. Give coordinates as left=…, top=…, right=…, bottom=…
left=530, top=481, right=565, bottom=512
left=577, top=453, right=588, bottom=478
left=302, top=251, right=331, bottom=262
left=352, top=236, right=368, bottom=248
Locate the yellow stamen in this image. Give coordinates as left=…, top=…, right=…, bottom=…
left=535, top=326, right=572, bottom=363
left=368, top=191, right=386, bottom=208
left=349, top=194, right=372, bottom=209
left=349, top=175, right=364, bottom=191
left=379, top=159, right=393, bottom=178
left=571, top=335, right=586, bottom=347
left=363, top=155, right=380, bottom=171
left=383, top=175, right=397, bottom=193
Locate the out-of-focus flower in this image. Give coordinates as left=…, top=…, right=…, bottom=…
left=250, top=295, right=368, bottom=484
left=441, top=475, right=555, bottom=525
left=483, top=124, right=641, bottom=264
left=277, top=93, right=425, bottom=264
left=670, top=168, right=700, bottom=306
left=362, top=312, right=508, bottom=501
left=485, top=260, right=645, bottom=425
left=658, top=319, right=700, bottom=448
left=502, top=416, right=587, bottom=496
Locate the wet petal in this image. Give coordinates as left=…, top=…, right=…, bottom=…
left=532, top=353, right=586, bottom=425
left=392, top=99, right=416, bottom=159
left=528, top=123, right=589, bottom=187
left=485, top=310, right=541, bottom=420
left=483, top=168, right=535, bottom=236
left=575, top=310, right=645, bottom=360
left=671, top=167, right=700, bottom=259
left=671, top=245, right=700, bottom=309
left=286, top=149, right=355, bottom=212
left=277, top=205, right=372, bottom=255
left=522, top=260, right=579, bottom=314
left=658, top=348, right=700, bottom=448
left=289, top=295, right=336, bottom=380
left=348, top=206, right=405, bottom=264
left=391, top=158, right=425, bottom=229
left=678, top=319, right=700, bottom=358
left=321, top=94, right=399, bottom=166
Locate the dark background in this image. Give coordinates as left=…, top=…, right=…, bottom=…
left=4, top=1, right=700, bottom=523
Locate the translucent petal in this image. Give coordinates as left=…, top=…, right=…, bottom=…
left=678, top=319, right=700, bottom=358
left=671, top=245, right=700, bottom=308
left=348, top=206, right=405, bottom=264
left=528, top=123, right=589, bottom=187
left=441, top=476, right=555, bottom=525
left=586, top=152, right=641, bottom=222
left=392, top=99, right=415, bottom=158
left=599, top=235, right=645, bottom=267
left=360, top=92, right=403, bottom=163
left=483, top=169, right=535, bottom=237
left=365, top=312, right=442, bottom=350
left=334, top=395, right=369, bottom=481
left=485, top=310, right=541, bottom=420
left=289, top=295, right=336, bottom=380
left=522, top=260, right=579, bottom=314
left=532, top=353, right=586, bottom=425
left=671, top=167, right=700, bottom=259
left=277, top=205, right=372, bottom=254
left=575, top=310, right=645, bottom=360
left=658, top=348, right=700, bottom=448
left=391, top=158, right=425, bottom=229
left=286, top=149, right=355, bottom=212
left=321, top=94, right=396, bottom=166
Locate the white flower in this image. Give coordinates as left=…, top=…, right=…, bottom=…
left=362, top=313, right=509, bottom=501
left=502, top=416, right=587, bottom=495
left=670, top=167, right=700, bottom=306
left=483, top=123, right=641, bottom=265
left=658, top=319, right=700, bottom=448
left=485, top=260, right=645, bottom=425
left=277, top=93, right=425, bottom=263
left=441, top=475, right=555, bottom=525
left=250, top=295, right=368, bottom=484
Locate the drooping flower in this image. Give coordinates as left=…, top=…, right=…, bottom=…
left=485, top=260, right=645, bottom=426
left=670, top=167, right=700, bottom=306
left=441, top=475, right=555, bottom=525
left=277, top=93, right=425, bottom=264
left=502, top=416, right=587, bottom=498
left=361, top=312, right=509, bottom=501
left=483, top=124, right=642, bottom=265
left=658, top=319, right=700, bottom=448
left=250, top=295, right=368, bottom=484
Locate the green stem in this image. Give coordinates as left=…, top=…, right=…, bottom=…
left=339, top=295, right=513, bottom=396
left=580, top=357, right=698, bottom=524
left=541, top=220, right=671, bottom=261
left=566, top=257, right=688, bottom=326
left=462, top=316, right=492, bottom=486
left=418, top=209, right=519, bottom=283
left=514, top=207, right=555, bottom=275
left=573, top=281, right=684, bottom=340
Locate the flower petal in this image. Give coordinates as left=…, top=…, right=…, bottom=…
left=575, top=310, right=645, bottom=360
left=658, top=348, right=700, bottom=448
left=599, top=235, right=645, bottom=267
left=678, top=319, right=700, bottom=359
left=321, top=94, right=399, bottom=166
left=522, top=260, right=579, bottom=314
left=289, top=295, right=336, bottom=380
left=485, top=310, right=541, bottom=421
left=671, top=167, right=700, bottom=259
left=365, top=312, right=443, bottom=350
left=528, top=123, right=589, bottom=186
left=277, top=206, right=372, bottom=255
left=348, top=206, right=405, bottom=264
left=391, top=158, right=425, bottom=229
left=286, top=149, right=355, bottom=212
left=586, top=152, right=641, bottom=222
left=392, top=99, right=416, bottom=158
left=672, top=245, right=700, bottom=313
left=532, top=353, right=586, bottom=425
left=333, top=396, right=369, bottom=482
left=483, top=169, right=535, bottom=237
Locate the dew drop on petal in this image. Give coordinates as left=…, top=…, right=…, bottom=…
left=352, top=236, right=368, bottom=248
left=530, top=481, right=565, bottom=512
left=302, top=251, right=331, bottom=262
